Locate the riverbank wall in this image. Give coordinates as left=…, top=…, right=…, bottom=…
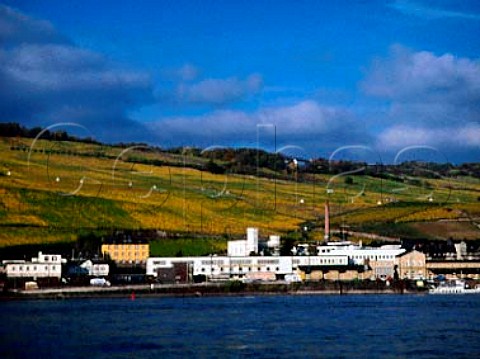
left=1, top=281, right=425, bottom=300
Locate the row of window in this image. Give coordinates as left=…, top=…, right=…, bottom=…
left=110, top=252, right=148, bottom=258
left=103, top=245, right=148, bottom=249
left=199, top=266, right=281, bottom=273
left=9, top=265, right=57, bottom=271
left=200, top=260, right=225, bottom=265
left=118, top=260, right=146, bottom=264
left=231, top=259, right=253, bottom=265
left=152, top=260, right=166, bottom=265
left=353, top=255, right=395, bottom=260
left=257, top=259, right=280, bottom=265
left=293, top=258, right=346, bottom=265
left=312, top=258, right=344, bottom=265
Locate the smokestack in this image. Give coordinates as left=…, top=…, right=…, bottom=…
left=324, top=200, right=330, bottom=241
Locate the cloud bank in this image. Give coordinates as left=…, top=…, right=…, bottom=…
left=148, top=100, right=367, bottom=157
left=1, top=5, right=479, bottom=163
left=363, top=45, right=480, bottom=161
left=0, top=5, right=154, bottom=142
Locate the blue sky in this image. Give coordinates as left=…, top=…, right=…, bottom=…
left=1, top=0, right=479, bottom=163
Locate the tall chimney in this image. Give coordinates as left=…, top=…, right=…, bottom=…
left=324, top=200, right=330, bottom=241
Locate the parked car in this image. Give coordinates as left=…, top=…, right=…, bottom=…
left=90, top=278, right=111, bottom=287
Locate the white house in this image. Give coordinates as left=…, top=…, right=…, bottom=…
left=3, top=252, right=66, bottom=279
left=80, top=260, right=109, bottom=277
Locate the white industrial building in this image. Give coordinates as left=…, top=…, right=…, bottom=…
left=316, top=241, right=406, bottom=279
left=316, top=241, right=405, bottom=264
left=148, top=228, right=408, bottom=282
left=228, top=227, right=259, bottom=256
left=147, top=254, right=349, bottom=280
left=3, top=252, right=66, bottom=279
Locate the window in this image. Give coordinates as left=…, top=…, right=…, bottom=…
left=52, top=266, right=56, bottom=270
left=11, top=266, right=15, bottom=271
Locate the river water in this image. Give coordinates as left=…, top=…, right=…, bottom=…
left=1, top=294, right=479, bottom=358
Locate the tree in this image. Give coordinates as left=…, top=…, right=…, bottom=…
left=205, top=159, right=225, bottom=174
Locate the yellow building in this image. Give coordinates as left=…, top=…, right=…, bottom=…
left=395, top=250, right=426, bottom=280
left=101, top=242, right=149, bottom=265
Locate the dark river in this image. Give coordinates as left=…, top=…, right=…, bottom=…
left=1, top=294, right=479, bottom=358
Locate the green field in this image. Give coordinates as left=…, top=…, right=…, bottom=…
left=1, top=136, right=479, bottom=250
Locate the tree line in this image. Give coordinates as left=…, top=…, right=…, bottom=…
left=2, top=122, right=479, bottom=178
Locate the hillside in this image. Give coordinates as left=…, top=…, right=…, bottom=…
left=1, top=136, right=480, bottom=251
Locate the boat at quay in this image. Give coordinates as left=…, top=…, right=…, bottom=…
left=429, top=279, right=480, bottom=295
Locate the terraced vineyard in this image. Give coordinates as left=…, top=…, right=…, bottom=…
left=1, top=136, right=479, bottom=248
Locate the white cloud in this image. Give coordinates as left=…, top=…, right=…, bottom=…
left=148, top=100, right=365, bottom=153
left=389, top=0, right=480, bottom=21
left=176, top=74, right=263, bottom=105
left=176, top=64, right=199, bottom=82
left=378, top=123, right=480, bottom=150
left=162, top=64, right=200, bottom=82
left=364, top=45, right=480, bottom=161
left=363, top=45, right=480, bottom=105
left=0, top=4, right=67, bottom=45
left=362, top=45, right=480, bottom=135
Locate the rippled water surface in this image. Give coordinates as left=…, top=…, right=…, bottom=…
left=2, top=294, right=480, bottom=358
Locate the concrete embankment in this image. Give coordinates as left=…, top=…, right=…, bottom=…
left=1, top=282, right=422, bottom=300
